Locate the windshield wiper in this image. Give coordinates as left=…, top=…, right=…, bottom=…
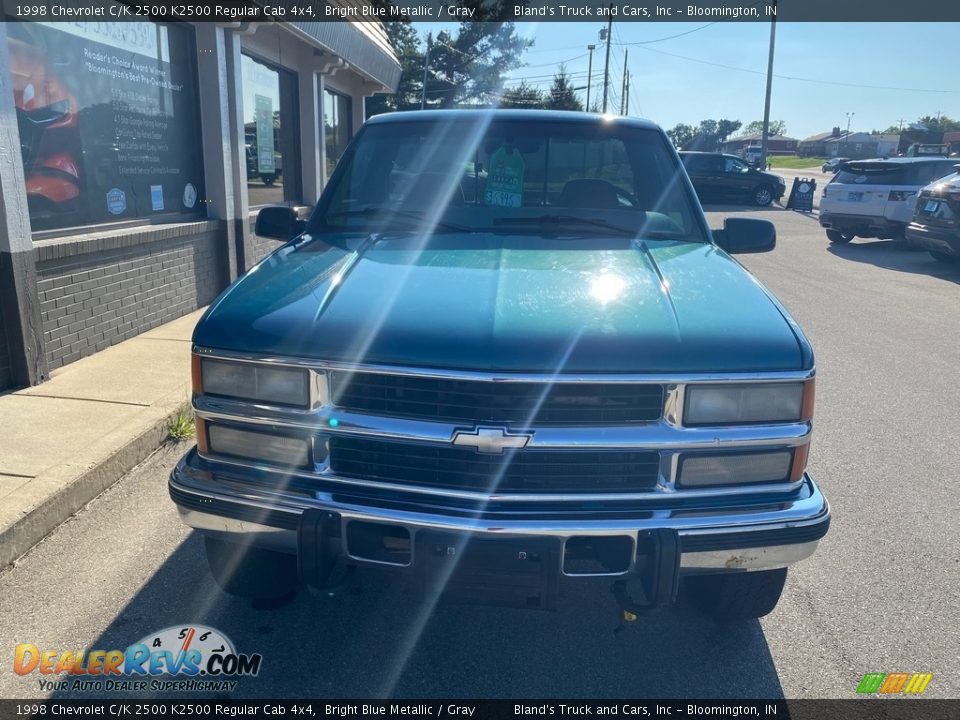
left=323, top=207, right=474, bottom=233
left=491, top=215, right=636, bottom=237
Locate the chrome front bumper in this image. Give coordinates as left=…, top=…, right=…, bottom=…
left=169, top=449, right=830, bottom=575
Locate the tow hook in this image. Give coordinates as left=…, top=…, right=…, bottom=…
left=610, top=529, right=681, bottom=628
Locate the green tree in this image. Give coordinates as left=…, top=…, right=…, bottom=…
left=740, top=119, right=787, bottom=137
left=882, top=115, right=960, bottom=134
left=427, top=9, right=533, bottom=108
left=498, top=82, right=545, bottom=109
left=365, top=11, right=533, bottom=113
left=544, top=64, right=583, bottom=111
left=365, top=20, right=423, bottom=115
left=717, top=119, right=743, bottom=142
left=666, top=123, right=696, bottom=149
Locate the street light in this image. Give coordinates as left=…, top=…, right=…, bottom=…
left=586, top=44, right=596, bottom=112
left=844, top=112, right=855, bottom=155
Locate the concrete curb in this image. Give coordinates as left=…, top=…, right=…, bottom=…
left=0, top=410, right=178, bottom=569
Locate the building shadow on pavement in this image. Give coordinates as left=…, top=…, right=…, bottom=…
left=53, top=531, right=785, bottom=699
left=827, top=239, right=960, bottom=284
left=701, top=203, right=789, bottom=215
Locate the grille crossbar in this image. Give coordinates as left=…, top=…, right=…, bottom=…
left=330, top=372, right=665, bottom=427
left=329, top=436, right=661, bottom=493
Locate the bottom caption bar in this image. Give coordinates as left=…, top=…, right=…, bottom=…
left=0, top=701, right=957, bottom=720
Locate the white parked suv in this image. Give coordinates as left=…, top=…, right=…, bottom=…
left=820, top=158, right=958, bottom=243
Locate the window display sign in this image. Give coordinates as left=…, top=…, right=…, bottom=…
left=7, top=22, right=205, bottom=232
left=254, top=94, right=275, bottom=175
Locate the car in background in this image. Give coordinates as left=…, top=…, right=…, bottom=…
left=742, top=145, right=763, bottom=167
left=821, top=157, right=849, bottom=174
left=905, top=143, right=948, bottom=158
left=819, top=157, right=958, bottom=243
left=680, top=151, right=786, bottom=206
left=905, top=166, right=960, bottom=264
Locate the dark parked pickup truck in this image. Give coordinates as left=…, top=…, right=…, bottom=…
left=171, top=110, right=828, bottom=621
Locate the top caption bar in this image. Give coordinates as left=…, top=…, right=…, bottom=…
left=3, top=0, right=960, bottom=22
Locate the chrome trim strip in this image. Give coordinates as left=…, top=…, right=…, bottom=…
left=195, top=398, right=812, bottom=450
left=192, top=448, right=806, bottom=502
left=192, top=346, right=815, bottom=385
left=171, top=460, right=827, bottom=533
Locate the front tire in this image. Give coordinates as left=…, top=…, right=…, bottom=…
left=204, top=535, right=297, bottom=599
left=752, top=185, right=774, bottom=206
left=826, top=229, right=854, bottom=243
left=685, top=568, right=787, bottom=621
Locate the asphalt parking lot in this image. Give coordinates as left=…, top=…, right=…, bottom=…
left=1, top=204, right=957, bottom=699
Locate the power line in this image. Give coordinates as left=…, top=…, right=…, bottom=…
left=614, top=22, right=720, bottom=46
left=632, top=44, right=960, bottom=94
left=521, top=52, right=589, bottom=69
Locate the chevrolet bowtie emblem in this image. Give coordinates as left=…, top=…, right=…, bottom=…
left=451, top=427, right=532, bottom=454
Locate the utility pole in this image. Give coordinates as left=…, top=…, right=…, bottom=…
left=760, top=0, right=777, bottom=169
left=624, top=71, right=630, bottom=115
left=602, top=10, right=613, bottom=113
left=586, top=44, right=596, bottom=111
left=896, top=118, right=905, bottom=132
left=620, top=50, right=628, bottom=115
left=420, top=33, right=432, bottom=110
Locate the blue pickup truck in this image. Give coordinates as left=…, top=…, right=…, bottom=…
left=170, top=110, right=829, bottom=621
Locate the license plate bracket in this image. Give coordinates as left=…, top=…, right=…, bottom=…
left=413, top=531, right=561, bottom=611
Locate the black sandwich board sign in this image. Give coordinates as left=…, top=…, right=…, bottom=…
left=786, top=177, right=816, bottom=212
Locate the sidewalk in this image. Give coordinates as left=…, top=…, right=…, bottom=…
left=0, top=308, right=204, bottom=569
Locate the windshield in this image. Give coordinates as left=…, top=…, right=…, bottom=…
left=312, top=117, right=708, bottom=243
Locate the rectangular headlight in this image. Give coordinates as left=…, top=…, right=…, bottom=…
left=200, top=359, right=309, bottom=407
left=678, top=451, right=792, bottom=488
left=684, top=382, right=806, bottom=425
left=207, top=424, right=311, bottom=468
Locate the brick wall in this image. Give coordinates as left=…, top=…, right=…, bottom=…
left=250, top=232, right=285, bottom=264
left=34, top=221, right=227, bottom=372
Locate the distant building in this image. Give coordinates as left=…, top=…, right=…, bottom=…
left=821, top=132, right=901, bottom=160
left=722, top=134, right=798, bottom=156
left=875, top=134, right=901, bottom=157
left=797, top=128, right=843, bottom=157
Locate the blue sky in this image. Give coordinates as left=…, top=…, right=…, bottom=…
left=414, top=22, right=960, bottom=140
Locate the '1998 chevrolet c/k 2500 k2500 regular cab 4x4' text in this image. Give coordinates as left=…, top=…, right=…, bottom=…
left=170, top=110, right=829, bottom=621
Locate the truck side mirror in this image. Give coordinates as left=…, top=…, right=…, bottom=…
left=713, top=217, right=776, bottom=254
left=255, top=205, right=305, bottom=240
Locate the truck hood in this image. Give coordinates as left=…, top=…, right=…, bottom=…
left=194, top=234, right=805, bottom=373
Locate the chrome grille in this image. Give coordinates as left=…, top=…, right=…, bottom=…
left=329, top=372, right=664, bottom=427
left=328, top=436, right=660, bottom=493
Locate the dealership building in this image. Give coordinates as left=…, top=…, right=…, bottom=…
left=0, top=15, right=400, bottom=392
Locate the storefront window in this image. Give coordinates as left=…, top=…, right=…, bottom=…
left=323, top=87, right=352, bottom=178
left=7, top=22, right=205, bottom=232
left=241, top=53, right=300, bottom=207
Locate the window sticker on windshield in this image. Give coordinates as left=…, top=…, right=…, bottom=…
left=484, top=143, right=525, bottom=207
